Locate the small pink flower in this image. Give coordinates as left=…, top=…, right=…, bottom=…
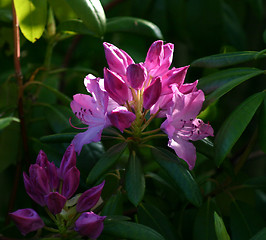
left=9, top=209, right=44, bottom=236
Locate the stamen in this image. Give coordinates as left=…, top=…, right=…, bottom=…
left=69, top=117, right=89, bottom=130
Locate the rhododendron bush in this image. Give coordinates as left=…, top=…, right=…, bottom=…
left=0, top=0, right=266, bottom=239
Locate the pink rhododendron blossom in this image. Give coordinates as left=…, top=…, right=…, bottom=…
left=161, top=85, right=214, bottom=169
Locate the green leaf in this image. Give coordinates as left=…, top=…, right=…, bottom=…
left=214, top=212, right=231, bottom=240
left=58, top=19, right=95, bottom=36
left=47, top=0, right=76, bottom=22
left=65, top=0, right=106, bottom=37
left=191, top=51, right=266, bottom=68
left=101, top=191, right=124, bottom=216
left=106, top=17, right=163, bottom=39
left=125, top=152, right=145, bottom=206
left=215, top=91, right=265, bottom=166
left=14, top=0, right=47, bottom=42
left=40, top=133, right=76, bottom=143
left=152, top=147, right=202, bottom=207
left=138, top=203, right=176, bottom=240
left=86, top=142, right=127, bottom=185
left=250, top=228, right=266, bottom=240
left=259, top=98, right=266, bottom=153
left=0, top=117, right=19, bottom=131
left=102, top=220, right=165, bottom=240
left=202, top=68, right=263, bottom=105
left=193, top=198, right=217, bottom=240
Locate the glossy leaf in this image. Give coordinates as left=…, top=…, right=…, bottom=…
left=152, top=147, right=202, bottom=207
left=102, top=219, right=165, bottom=240
left=65, top=0, right=106, bottom=37
left=86, top=142, right=127, bottom=185
left=40, top=133, right=76, bottom=143
left=125, top=152, right=145, bottom=206
left=191, top=51, right=266, bottom=68
left=193, top=198, right=217, bottom=240
left=58, top=19, right=95, bottom=36
left=204, top=68, right=263, bottom=105
left=106, top=17, right=163, bottom=39
left=14, top=0, right=47, bottom=42
left=214, top=212, right=231, bottom=240
left=0, top=117, right=19, bottom=131
left=138, top=203, right=176, bottom=240
left=47, top=0, right=76, bottom=22
left=250, top=228, right=266, bottom=240
left=215, top=91, right=265, bottom=166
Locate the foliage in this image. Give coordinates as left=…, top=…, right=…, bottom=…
left=0, top=0, right=266, bottom=239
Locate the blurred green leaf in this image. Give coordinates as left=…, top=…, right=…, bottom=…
left=65, top=0, right=106, bottom=37
left=101, top=191, right=124, bottom=216
left=263, top=29, right=266, bottom=44
left=14, top=0, right=47, bottom=42
left=47, top=0, right=76, bottom=22
left=152, top=147, right=202, bottom=207
left=125, top=152, right=145, bottom=206
left=201, top=68, right=263, bottom=105
left=250, top=228, right=266, bottom=240
left=102, top=219, right=165, bottom=240
left=191, top=51, right=266, bottom=68
left=193, top=198, right=217, bottom=240
left=0, top=117, right=19, bottom=131
left=0, top=122, right=20, bottom=172
left=214, top=212, right=231, bottom=240
left=0, top=9, right=12, bottom=23
left=215, top=91, right=265, bottom=166
left=106, top=17, right=163, bottom=39
left=58, top=19, right=95, bottom=36
left=40, top=133, right=76, bottom=143
left=138, top=203, right=176, bottom=240
left=86, top=142, right=127, bottom=185
left=259, top=98, right=266, bottom=153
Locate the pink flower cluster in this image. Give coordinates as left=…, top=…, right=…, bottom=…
left=71, top=40, right=213, bottom=170
left=9, top=145, right=105, bottom=239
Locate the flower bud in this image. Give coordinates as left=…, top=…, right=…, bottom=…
left=59, top=144, right=76, bottom=179
left=45, top=192, right=67, bottom=215
left=108, top=106, right=136, bottom=132
left=74, top=212, right=106, bottom=239
left=29, top=164, right=49, bottom=195
left=143, top=77, right=162, bottom=109
left=36, top=150, right=48, bottom=168
left=76, top=181, right=105, bottom=213
left=103, top=42, right=134, bottom=76
left=104, top=68, right=129, bottom=105
left=62, top=166, right=80, bottom=199
left=126, top=63, right=147, bottom=89
left=9, top=208, right=44, bottom=236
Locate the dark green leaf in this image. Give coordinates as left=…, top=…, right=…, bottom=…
left=263, top=29, right=266, bottom=44
left=47, top=0, right=76, bottom=22
left=152, top=147, right=202, bottom=207
left=125, top=152, right=145, bottom=206
left=0, top=122, right=20, bottom=172
left=103, top=220, right=165, bottom=240
left=40, top=133, right=76, bottom=143
left=204, top=68, right=263, bottom=105
left=58, top=19, right=95, bottom=36
left=214, top=212, right=231, bottom=240
left=14, top=0, right=47, bottom=42
left=191, top=51, right=266, bottom=68
left=65, top=0, right=106, bottom=37
left=193, top=198, right=217, bottom=240
left=0, top=117, right=19, bottom=131
left=259, top=98, right=266, bottom=152
left=86, top=142, right=127, bottom=185
left=250, top=228, right=266, bottom=240
left=215, top=91, right=265, bottom=166
left=101, top=191, right=124, bottom=216
left=138, top=203, right=176, bottom=240
left=106, top=17, right=163, bottom=39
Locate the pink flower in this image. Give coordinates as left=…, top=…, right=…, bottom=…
left=74, top=212, right=106, bottom=239
left=70, top=75, right=110, bottom=154
left=161, top=85, right=214, bottom=170
left=9, top=209, right=44, bottom=236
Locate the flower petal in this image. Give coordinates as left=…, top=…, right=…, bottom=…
left=59, top=144, right=76, bottom=179
left=45, top=192, right=67, bottom=215
left=126, top=63, right=147, bottom=90
left=143, top=77, right=162, bottom=109
left=62, top=166, right=80, bottom=199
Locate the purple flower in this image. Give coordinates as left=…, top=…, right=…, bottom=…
left=143, top=77, right=162, bottom=109
left=161, top=85, right=214, bottom=170
left=9, top=209, right=44, bottom=236
left=126, top=63, right=147, bottom=89
left=76, top=181, right=105, bottom=213
left=58, top=144, right=76, bottom=179
left=74, top=212, right=106, bottom=239
left=45, top=192, right=67, bottom=215
left=62, top=166, right=80, bottom=199
left=70, top=75, right=110, bottom=154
